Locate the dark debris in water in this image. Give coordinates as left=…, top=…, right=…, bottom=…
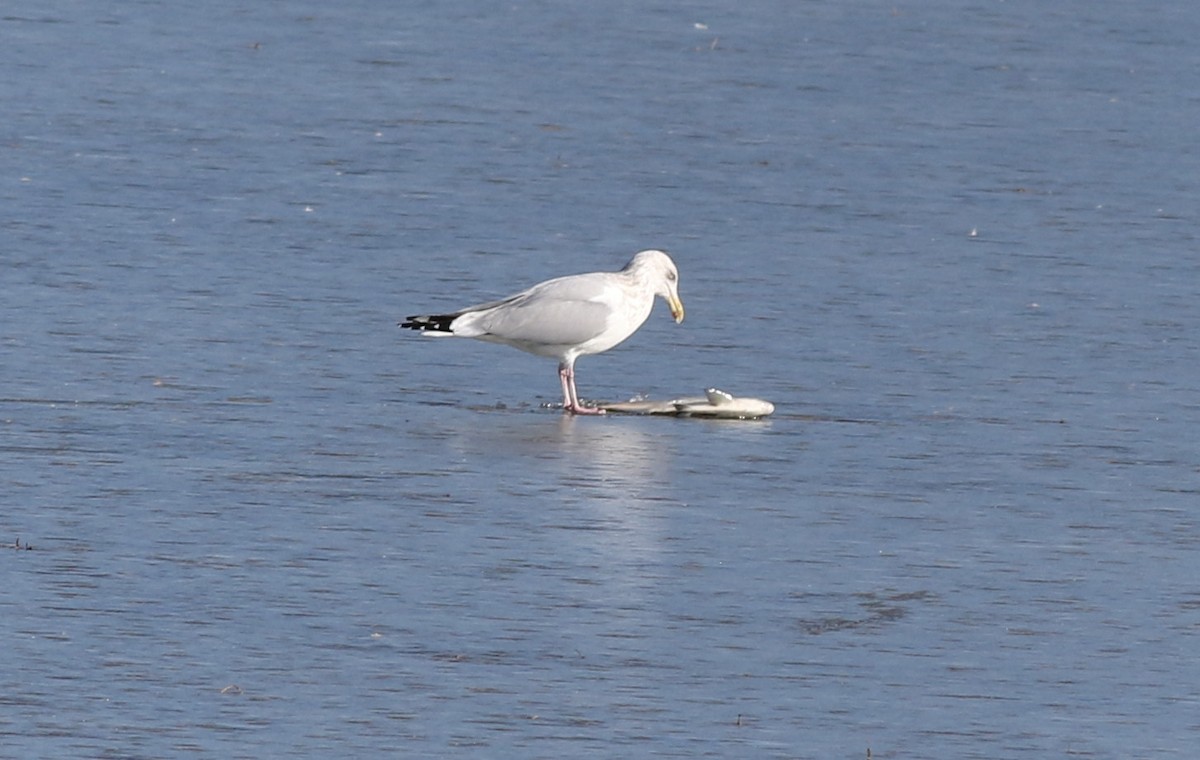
left=797, top=590, right=935, bottom=636
left=8, top=536, right=34, bottom=551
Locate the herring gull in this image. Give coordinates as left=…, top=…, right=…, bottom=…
left=400, top=249, right=685, bottom=414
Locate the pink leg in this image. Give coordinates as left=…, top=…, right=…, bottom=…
left=558, top=365, right=574, bottom=409
left=558, top=362, right=604, bottom=415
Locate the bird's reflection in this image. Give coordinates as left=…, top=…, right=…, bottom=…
left=446, top=412, right=676, bottom=601
left=451, top=412, right=670, bottom=489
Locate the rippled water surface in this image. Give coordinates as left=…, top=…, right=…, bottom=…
left=4, top=1, right=1200, bottom=757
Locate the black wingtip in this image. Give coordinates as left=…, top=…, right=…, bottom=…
left=399, top=314, right=455, bottom=332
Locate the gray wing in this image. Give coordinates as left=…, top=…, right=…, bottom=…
left=476, top=298, right=611, bottom=346
left=457, top=272, right=619, bottom=346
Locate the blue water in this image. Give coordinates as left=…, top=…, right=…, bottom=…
left=4, top=1, right=1200, bottom=757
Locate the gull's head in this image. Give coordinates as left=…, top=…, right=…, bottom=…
left=627, top=249, right=684, bottom=323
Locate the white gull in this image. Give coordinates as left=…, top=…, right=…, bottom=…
left=400, top=249, right=685, bottom=414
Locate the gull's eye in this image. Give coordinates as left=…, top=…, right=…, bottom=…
left=667, top=271, right=677, bottom=282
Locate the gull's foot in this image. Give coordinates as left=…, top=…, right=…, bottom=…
left=565, top=403, right=606, bottom=415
